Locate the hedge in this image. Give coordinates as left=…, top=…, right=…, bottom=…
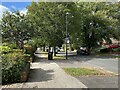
left=2, top=52, right=28, bottom=84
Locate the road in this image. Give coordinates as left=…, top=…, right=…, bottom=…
left=56, top=51, right=119, bottom=74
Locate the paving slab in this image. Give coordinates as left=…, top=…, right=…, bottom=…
left=22, top=62, right=87, bottom=88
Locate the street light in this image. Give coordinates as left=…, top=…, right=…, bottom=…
left=65, top=12, right=70, bottom=60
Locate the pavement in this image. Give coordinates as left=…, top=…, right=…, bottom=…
left=2, top=58, right=87, bottom=88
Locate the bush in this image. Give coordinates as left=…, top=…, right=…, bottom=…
left=9, top=43, right=17, bottom=49
left=112, top=47, right=120, bottom=52
left=0, top=45, right=24, bottom=54
left=0, top=46, right=12, bottom=54
left=100, top=48, right=110, bottom=53
left=2, top=52, right=28, bottom=84
left=12, top=49, right=23, bottom=53
left=24, top=44, right=36, bottom=55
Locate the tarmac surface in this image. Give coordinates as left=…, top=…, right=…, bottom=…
left=76, top=76, right=118, bottom=88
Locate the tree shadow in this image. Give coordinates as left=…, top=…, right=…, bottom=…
left=27, top=68, right=54, bottom=82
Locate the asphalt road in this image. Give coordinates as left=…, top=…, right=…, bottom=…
left=76, top=76, right=118, bottom=88
left=56, top=51, right=119, bottom=74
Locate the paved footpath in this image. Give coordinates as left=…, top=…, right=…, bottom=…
left=2, top=59, right=87, bottom=88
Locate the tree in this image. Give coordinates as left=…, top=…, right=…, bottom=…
left=1, top=11, right=33, bottom=49
left=27, top=2, right=73, bottom=55
left=70, top=2, right=119, bottom=53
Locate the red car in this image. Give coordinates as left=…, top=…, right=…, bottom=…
left=108, top=45, right=120, bottom=49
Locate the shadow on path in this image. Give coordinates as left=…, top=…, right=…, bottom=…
left=27, top=68, right=54, bottom=82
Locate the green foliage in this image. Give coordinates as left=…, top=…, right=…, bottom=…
left=112, top=48, right=120, bottom=52
left=0, top=46, right=12, bottom=54
left=24, top=44, right=36, bottom=55
left=0, top=45, right=23, bottom=54
left=1, top=2, right=119, bottom=53
left=70, top=2, right=119, bottom=53
left=1, top=11, right=34, bottom=49
left=2, top=52, right=28, bottom=84
left=27, top=2, right=71, bottom=47
left=9, top=43, right=17, bottom=49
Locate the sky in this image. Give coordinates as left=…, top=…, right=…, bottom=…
left=0, top=0, right=120, bottom=19
left=0, top=2, right=31, bottom=19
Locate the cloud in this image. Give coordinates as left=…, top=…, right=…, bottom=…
left=20, top=8, right=27, bottom=15
left=0, top=5, right=9, bottom=19
left=11, top=5, right=16, bottom=9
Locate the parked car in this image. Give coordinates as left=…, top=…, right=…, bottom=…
left=100, top=45, right=120, bottom=53
left=77, top=46, right=89, bottom=55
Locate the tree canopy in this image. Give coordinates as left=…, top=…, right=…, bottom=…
left=1, top=2, right=119, bottom=53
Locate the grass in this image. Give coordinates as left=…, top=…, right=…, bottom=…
left=94, top=53, right=111, bottom=56
left=53, top=56, right=65, bottom=60
left=112, top=55, right=120, bottom=59
left=40, top=51, right=48, bottom=54
left=63, top=68, right=114, bottom=76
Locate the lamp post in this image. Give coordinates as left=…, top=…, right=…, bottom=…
left=65, top=12, right=70, bottom=60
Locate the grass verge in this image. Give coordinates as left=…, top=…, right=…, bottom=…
left=53, top=56, right=65, bottom=60
left=112, top=55, right=120, bottom=59
left=63, top=68, right=115, bottom=76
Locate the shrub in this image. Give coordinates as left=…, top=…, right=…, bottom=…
left=112, top=47, right=120, bottom=52
left=2, top=52, right=28, bottom=84
left=100, top=48, right=110, bottom=53
left=0, top=46, right=12, bottom=54
left=12, top=49, right=23, bottom=53
left=2, top=43, right=9, bottom=46
left=24, top=44, right=36, bottom=55
left=9, top=43, right=17, bottom=49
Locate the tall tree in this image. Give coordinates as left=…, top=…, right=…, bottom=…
left=27, top=2, right=74, bottom=55
left=1, top=11, right=33, bottom=49
left=70, top=2, right=119, bottom=53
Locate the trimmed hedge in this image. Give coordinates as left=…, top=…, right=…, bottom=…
left=2, top=52, right=28, bottom=84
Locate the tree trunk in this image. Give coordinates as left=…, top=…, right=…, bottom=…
left=87, top=47, right=91, bottom=55
left=43, top=46, right=45, bottom=52
left=48, top=46, right=51, bottom=52
left=16, top=40, right=24, bottom=50
left=20, top=40, right=24, bottom=50
left=54, top=46, right=56, bottom=56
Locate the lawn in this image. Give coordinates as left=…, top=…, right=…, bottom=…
left=112, top=55, right=120, bottom=59
left=63, top=68, right=115, bottom=76
left=53, top=56, right=65, bottom=60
